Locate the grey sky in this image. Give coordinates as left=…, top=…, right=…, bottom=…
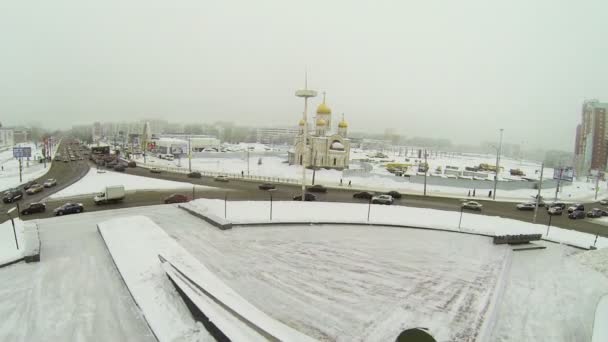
left=1, top=0, right=607, bottom=150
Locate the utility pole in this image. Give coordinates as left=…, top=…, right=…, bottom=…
left=423, top=149, right=428, bottom=196
left=295, top=70, right=317, bottom=202
left=492, top=128, right=504, bottom=200
left=595, top=171, right=601, bottom=201
left=554, top=167, right=563, bottom=201
left=246, top=148, right=250, bottom=176
left=18, top=158, right=22, bottom=182
left=188, top=136, right=192, bottom=172
left=533, top=162, right=544, bottom=224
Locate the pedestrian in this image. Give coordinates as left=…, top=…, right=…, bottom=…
left=468, top=190, right=471, bottom=197
left=340, top=178, right=343, bottom=186
left=488, top=190, right=492, bottom=198
left=473, top=189, right=476, bottom=197
left=241, top=170, right=244, bottom=177
left=348, top=180, right=352, bottom=187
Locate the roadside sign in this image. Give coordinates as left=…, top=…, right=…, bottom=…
left=553, top=167, right=574, bottom=182
left=13, top=147, right=31, bottom=158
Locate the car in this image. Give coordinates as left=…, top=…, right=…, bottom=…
left=258, top=183, right=276, bottom=190
left=53, top=203, right=84, bottom=216
left=547, top=202, right=566, bottom=210
left=600, top=198, right=608, bottom=205
left=353, top=191, right=374, bottom=200
left=548, top=206, right=563, bottom=215
left=462, top=201, right=483, bottom=211
left=586, top=208, right=608, bottom=218
left=568, top=210, right=585, bottom=220
left=372, top=194, right=394, bottom=205
left=127, top=161, right=137, bottom=168
left=164, top=194, right=189, bottom=204
left=2, top=189, right=23, bottom=203
left=385, top=190, right=402, bottom=199
left=21, top=202, right=46, bottom=215
left=26, top=184, right=44, bottom=195
left=293, top=193, right=317, bottom=201
left=150, top=168, right=162, bottom=174
left=114, top=165, right=126, bottom=172
left=214, top=175, right=229, bottom=182
left=516, top=202, right=537, bottom=211
left=23, top=181, right=38, bottom=190
left=188, top=172, right=202, bottom=179
left=43, top=178, right=57, bottom=187
left=308, top=184, right=327, bottom=193
left=567, top=204, right=585, bottom=213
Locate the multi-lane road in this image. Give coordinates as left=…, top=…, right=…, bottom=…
left=2, top=148, right=608, bottom=238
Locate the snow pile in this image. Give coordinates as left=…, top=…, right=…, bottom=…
left=185, top=199, right=608, bottom=249
left=98, top=216, right=212, bottom=342
left=50, top=168, right=217, bottom=198
left=0, top=218, right=24, bottom=266
left=576, top=248, right=608, bottom=279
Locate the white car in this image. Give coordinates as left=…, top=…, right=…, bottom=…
left=214, top=175, right=229, bottom=182
left=516, top=203, right=536, bottom=211
left=371, top=194, right=393, bottom=205
left=462, top=201, right=483, bottom=211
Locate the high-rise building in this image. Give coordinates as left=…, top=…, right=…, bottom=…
left=574, top=100, right=608, bottom=175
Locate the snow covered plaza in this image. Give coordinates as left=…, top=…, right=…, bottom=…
left=1, top=199, right=607, bottom=342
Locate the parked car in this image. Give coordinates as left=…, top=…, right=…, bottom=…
left=2, top=189, right=23, bottom=203
left=114, top=165, right=126, bottom=172
left=43, top=178, right=57, bottom=188
left=600, top=198, right=608, bottom=205
left=547, top=206, right=563, bottom=216
left=293, top=193, right=317, bottom=201
left=187, top=171, right=202, bottom=178
left=462, top=201, right=483, bottom=211
left=372, top=194, right=394, bottom=205
left=149, top=168, right=162, bottom=174
left=385, top=190, right=402, bottom=199
left=23, top=181, right=38, bottom=190
left=353, top=191, right=374, bottom=200
left=516, top=202, right=537, bottom=211
left=568, top=210, right=585, bottom=220
left=547, top=202, right=566, bottom=210
left=586, top=208, right=608, bottom=218
left=214, top=175, right=229, bottom=182
left=21, top=202, right=46, bottom=215
left=26, top=184, right=44, bottom=195
left=258, top=183, right=276, bottom=190
left=308, top=184, right=327, bottom=193
left=164, top=194, right=189, bottom=204
left=127, top=161, right=137, bottom=168
left=53, top=203, right=84, bottom=216
left=567, top=204, right=585, bottom=213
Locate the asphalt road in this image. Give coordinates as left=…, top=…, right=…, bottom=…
left=5, top=156, right=608, bottom=238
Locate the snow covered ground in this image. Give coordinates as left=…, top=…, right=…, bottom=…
left=0, top=142, right=57, bottom=192
left=138, top=152, right=606, bottom=202
left=0, top=218, right=24, bottom=266
left=185, top=199, right=608, bottom=249
left=49, top=168, right=218, bottom=199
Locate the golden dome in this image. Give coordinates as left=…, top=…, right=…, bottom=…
left=316, top=118, right=327, bottom=126
left=298, top=119, right=305, bottom=126
left=316, top=92, right=331, bottom=114
left=338, top=119, right=348, bottom=128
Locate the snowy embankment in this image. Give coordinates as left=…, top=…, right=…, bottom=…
left=50, top=168, right=217, bottom=199
left=0, top=142, right=58, bottom=192
left=184, top=199, right=608, bottom=249
left=0, top=218, right=24, bottom=266
left=98, top=216, right=315, bottom=342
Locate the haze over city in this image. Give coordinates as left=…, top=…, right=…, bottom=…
left=2, top=0, right=607, bottom=150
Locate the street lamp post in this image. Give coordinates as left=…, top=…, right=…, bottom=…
left=268, top=189, right=276, bottom=221
left=423, top=149, right=428, bottom=196
left=492, top=129, right=504, bottom=200
left=6, top=207, right=19, bottom=250
left=295, top=72, right=317, bottom=202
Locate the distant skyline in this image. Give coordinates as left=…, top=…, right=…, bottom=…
left=1, top=0, right=607, bottom=151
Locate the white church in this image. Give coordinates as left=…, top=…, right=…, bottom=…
left=288, top=93, right=351, bottom=169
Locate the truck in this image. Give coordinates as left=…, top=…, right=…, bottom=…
left=94, top=185, right=125, bottom=205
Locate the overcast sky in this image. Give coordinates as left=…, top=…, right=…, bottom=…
left=1, top=0, right=607, bottom=150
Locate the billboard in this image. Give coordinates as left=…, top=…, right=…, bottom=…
left=553, top=167, right=574, bottom=182
left=13, top=147, right=31, bottom=158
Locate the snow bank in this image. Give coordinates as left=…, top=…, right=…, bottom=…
left=51, top=168, right=216, bottom=198
left=98, top=216, right=212, bottom=342
left=0, top=218, right=24, bottom=266
left=185, top=199, right=608, bottom=249
left=593, top=295, right=608, bottom=342
left=576, top=248, right=608, bottom=278
left=0, top=142, right=58, bottom=192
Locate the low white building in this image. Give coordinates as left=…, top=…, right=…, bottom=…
left=0, top=128, right=14, bottom=147
left=160, top=134, right=221, bottom=152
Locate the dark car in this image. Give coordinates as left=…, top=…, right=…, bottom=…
left=164, top=194, right=189, bottom=204
left=307, top=185, right=327, bottom=193
left=568, top=210, right=585, bottom=220
left=259, top=183, right=276, bottom=191
left=2, top=189, right=23, bottom=203
left=53, top=203, right=84, bottom=216
left=567, top=204, right=585, bottom=213
left=188, top=172, right=202, bottom=179
left=293, top=193, right=317, bottom=201
left=353, top=191, right=374, bottom=200
left=586, top=208, right=608, bottom=218
left=385, top=190, right=402, bottom=199
left=21, top=202, right=46, bottom=215
left=23, top=181, right=38, bottom=190
left=127, top=161, right=137, bottom=168
left=114, top=165, right=126, bottom=172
